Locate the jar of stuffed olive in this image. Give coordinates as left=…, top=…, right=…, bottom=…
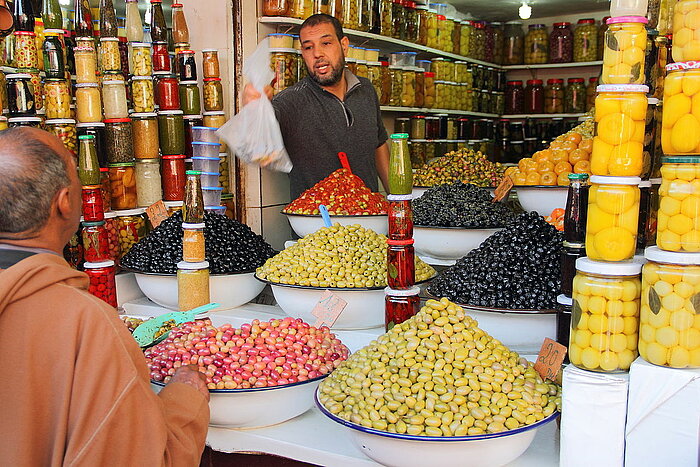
left=574, top=19, right=598, bottom=62
left=525, top=24, right=548, bottom=64
left=545, top=78, right=565, bottom=113
left=503, top=21, right=524, bottom=65
left=431, top=58, right=454, bottom=81
left=565, top=78, right=586, bottom=113
left=423, top=71, right=435, bottom=108
left=388, top=65, right=402, bottom=106
left=270, top=48, right=298, bottom=96
left=460, top=20, right=472, bottom=57
left=46, top=119, right=78, bottom=155
left=470, top=21, right=486, bottom=60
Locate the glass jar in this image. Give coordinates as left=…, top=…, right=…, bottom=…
left=84, top=260, right=117, bottom=307
left=585, top=175, right=642, bottom=261
left=591, top=85, right=648, bottom=176
left=549, top=22, right=574, bottom=63
left=656, top=157, right=700, bottom=252
left=156, top=75, right=180, bottom=111
left=405, top=1, right=418, bottom=43
left=176, top=49, right=197, bottom=81
left=586, top=77, right=598, bottom=111
left=220, top=154, right=231, bottom=193
left=410, top=115, right=426, bottom=139
left=565, top=78, right=586, bottom=113
left=270, top=48, right=298, bottom=96
left=525, top=24, right=548, bottom=64
left=601, top=17, right=648, bottom=85
left=544, top=79, right=565, bottom=114
left=263, top=0, right=289, bottom=15
left=430, top=58, right=454, bottom=82
left=105, top=118, right=134, bottom=164
left=103, top=212, right=120, bottom=260
left=177, top=261, right=210, bottom=311
left=6, top=73, right=35, bottom=117
left=390, top=0, right=404, bottom=40
left=160, top=154, right=186, bottom=201
left=423, top=72, right=435, bottom=108
left=75, top=83, right=102, bottom=123
left=125, top=113, right=157, bottom=160
left=74, top=46, right=97, bottom=84
left=44, top=79, right=71, bottom=119
left=203, top=78, right=224, bottom=112
left=453, top=61, right=468, bottom=84
left=661, top=63, right=700, bottom=155
left=400, top=67, right=416, bottom=107
left=99, top=37, right=121, bottom=73
left=130, top=42, right=152, bottom=77
left=367, top=61, right=383, bottom=102
left=108, top=163, right=137, bottom=210
left=460, top=20, right=472, bottom=57
left=130, top=76, right=154, bottom=113
left=46, top=118, right=77, bottom=155
left=13, top=31, right=38, bottom=69
left=471, top=21, right=486, bottom=60
left=101, top=80, right=128, bottom=120
left=42, top=32, right=65, bottom=79
left=158, top=110, right=186, bottom=155
left=570, top=258, right=643, bottom=373
left=524, top=79, right=544, bottom=114
left=115, top=208, right=147, bottom=258
left=82, top=185, right=105, bottom=222
left=561, top=242, right=586, bottom=297
left=135, top=158, right=163, bottom=207
left=408, top=140, right=426, bottom=168
left=484, top=22, right=495, bottom=63
left=505, top=80, right=524, bottom=115
left=414, top=69, right=425, bottom=108
left=388, top=65, right=402, bottom=106
left=179, top=80, right=201, bottom=116
left=492, top=22, right=505, bottom=64
left=425, top=8, right=439, bottom=49
left=202, top=49, right=220, bottom=79
left=574, top=18, right=598, bottom=62
left=7, top=117, right=42, bottom=128
left=503, top=21, right=524, bottom=65
left=25, top=70, right=43, bottom=111
left=81, top=221, right=110, bottom=263
left=414, top=6, right=428, bottom=45
left=671, top=1, right=699, bottom=61
left=100, top=168, right=111, bottom=211
left=152, top=41, right=170, bottom=72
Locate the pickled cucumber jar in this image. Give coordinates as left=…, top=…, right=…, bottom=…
left=99, top=37, right=121, bottom=73
left=503, top=21, right=524, bottom=65
left=102, top=80, right=129, bottom=119
left=400, top=67, right=416, bottom=107
left=574, top=18, right=598, bottom=62
left=74, top=46, right=98, bottom=84
left=388, top=65, right=402, bottom=106
left=661, top=62, right=700, bottom=155
left=639, top=246, right=700, bottom=368
left=586, top=175, right=642, bottom=261
left=549, top=22, right=574, bottom=63
left=570, top=257, right=643, bottom=372
left=270, top=48, right=298, bottom=96
left=179, top=80, right=202, bottom=116
left=130, top=42, right=152, bottom=76
left=423, top=71, right=435, bottom=108
left=44, top=79, right=71, bottom=119
left=75, top=83, right=103, bottom=123
left=525, top=24, right=548, bottom=64
left=656, top=157, right=700, bottom=252
left=672, top=0, right=700, bottom=61
left=544, top=79, right=565, bottom=114
left=131, top=76, right=155, bottom=113
left=565, top=78, right=586, bottom=113
left=459, top=20, right=472, bottom=57
left=601, top=16, right=648, bottom=85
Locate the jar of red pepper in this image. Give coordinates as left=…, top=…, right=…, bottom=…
left=82, top=185, right=105, bottom=222
left=385, top=286, right=421, bottom=331
left=84, top=260, right=117, bottom=307
left=81, top=221, right=111, bottom=263
left=505, top=80, right=524, bottom=114
left=524, top=79, right=544, bottom=114
left=152, top=41, right=170, bottom=72
left=387, top=194, right=413, bottom=241
left=162, top=154, right=186, bottom=201
left=387, top=238, right=416, bottom=289
left=103, top=211, right=121, bottom=260
left=156, top=74, right=180, bottom=110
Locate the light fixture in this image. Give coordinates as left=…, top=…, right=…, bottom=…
left=519, top=1, right=532, bottom=19
left=58, top=0, right=70, bottom=5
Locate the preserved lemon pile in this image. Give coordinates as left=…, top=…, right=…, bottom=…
left=661, top=64, right=700, bottom=155
left=657, top=159, right=700, bottom=252
left=319, top=298, right=562, bottom=437
left=256, top=224, right=435, bottom=288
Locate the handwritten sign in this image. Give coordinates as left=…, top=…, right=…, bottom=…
left=311, top=291, right=347, bottom=328
left=533, top=338, right=567, bottom=381
left=492, top=176, right=514, bottom=203
left=146, top=200, right=170, bottom=229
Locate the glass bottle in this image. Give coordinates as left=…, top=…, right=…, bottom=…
left=183, top=170, right=204, bottom=224
left=125, top=0, right=144, bottom=42
left=388, top=133, right=412, bottom=195
left=42, top=0, right=63, bottom=30
left=14, top=0, right=35, bottom=32
left=78, top=135, right=101, bottom=186
left=564, top=173, right=589, bottom=244
left=150, top=0, right=168, bottom=43
left=172, top=3, right=190, bottom=44
left=99, top=0, right=118, bottom=38
left=73, top=0, right=93, bottom=38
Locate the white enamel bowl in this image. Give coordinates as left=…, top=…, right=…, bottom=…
left=514, top=186, right=568, bottom=216
left=413, top=226, right=501, bottom=260
left=284, top=212, right=388, bottom=238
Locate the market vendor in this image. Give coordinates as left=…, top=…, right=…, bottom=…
left=244, top=14, right=390, bottom=199
left=0, top=128, right=210, bottom=466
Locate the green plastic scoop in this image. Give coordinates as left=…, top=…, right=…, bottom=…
left=132, top=303, right=220, bottom=348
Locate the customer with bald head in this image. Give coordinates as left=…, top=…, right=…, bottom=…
left=0, top=128, right=210, bottom=466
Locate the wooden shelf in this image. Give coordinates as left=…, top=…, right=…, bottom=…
left=502, top=61, right=603, bottom=71
left=380, top=106, right=499, bottom=118
left=501, top=113, right=587, bottom=119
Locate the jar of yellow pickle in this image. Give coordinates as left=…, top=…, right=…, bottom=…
left=400, top=67, right=416, bottom=107
left=44, top=79, right=71, bottom=119
left=601, top=16, right=648, bottom=85
left=438, top=15, right=454, bottom=52
left=99, top=37, right=122, bottom=73
left=454, top=61, right=468, bottom=83
left=570, top=257, right=643, bottom=372
left=367, top=61, right=383, bottom=102
left=426, top=8, right=440, bottom=49
left=435, top=80, right=449, bottom=109
left=342, top=0, right=361, bottom=30
left=672, top=0, right=700, bottom=62
left=586, top=175, right=642, bottom=261
left=388, top=65, right=402, bottom=106
left=639, top=246, right=700, bottom=368
left=416, top=5, right=429, bottom=46
left=74, top=46, right=98, bottom=84
left=460, top=20, right=472, bottom=57
left=524, top=24, right=548, bottom=64
left=661, top=62, right=700, bottom=155
left=423, top=71, right=435, bottom=108
left=656, top=157, right=700, bottom=252
left=431, top=58, right=454, bottom=82
left=75, top=83, right=103, bottom=123
left=590, top=84, right=649, bottom=177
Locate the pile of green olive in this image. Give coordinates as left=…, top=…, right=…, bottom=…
left=413, top=149, right=506, bottom=188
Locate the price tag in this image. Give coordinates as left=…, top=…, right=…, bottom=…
left=492, top=176, right=514, bottom=203
left=146, top=200, right=169, bottom=229
left=533, top=338, right=567, bottom=381
left=311, top=290, right=347, bottom=328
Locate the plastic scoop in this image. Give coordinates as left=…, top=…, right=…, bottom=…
left=338, top=152, right=351, bottom=173
left=319, top=204, right=332, bottom=227
left=132, top=302, right=220, bottom=348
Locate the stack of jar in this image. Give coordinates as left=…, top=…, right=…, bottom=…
left=178, top=171, right=210, bottom=311
left=505, top=77, right=591, bottom=115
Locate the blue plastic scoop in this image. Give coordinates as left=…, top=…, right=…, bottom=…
left=319, top=204, right=332, bottom=227
left=132, top=302, right=220, bottom=347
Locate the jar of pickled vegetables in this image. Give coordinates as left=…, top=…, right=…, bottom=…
left=601, top=17, right=648, bottom=85
left=127, top=113, right=158, bottom=160
left=83, top=260, right=117, bottom=306
left=661, top=62, right=700, bottom=155
left=656, top=157, right=700, bottom=252
left=388, top=65, right=402, bottom=106
left=439, top=15, right=454, bottom=54
left=423, top=72, right=435, bottom=108
left=156, top=75, right=180, bottom=111
left=74, top=46, right=97, bottom=84
left=102, top=80, right=128, bottom=120
left=14, top=32, right=38, bottom=69
left=549, top=22, right=574, bottom=64
left=544, top=79, right=565, bottom=114
left=453, top=61, right=467, bottom=84
left=46, top=118, right=77, bottom=155
left=400, top=68, right=416, bottom=107
left=129, top=77, right=153, bottom=113
left=105, top=118, right=134, bottom=164
left=177, top=260, right=210, bottom=311
left=574, top=19, right=598, bottom=62
left=414, top=68, right=425, bottom=108
left=503, top=21, right=524, bottom=65
left=158, top=110, right=186, bottom=155
left=44, top=79, right=71, bottom=119
left=75, top=83, right=103, bottom=123
left=179, top=80, right=202, bottom=116
left=115, top=208, right=147, bottom=258
left=203, top=78, right=224, bottom=112
left=435, top=81, right=450, bottom=109
left=367, top=61, right=383, bottom=102
left=135, top=158, right=163, bottom=207
left=103, top=211, right=120, bottom=259
left=470, top=21, right=486, bottom=60
left=639, top=246, right=700, bottom=368
left=671, top=0, right=700, bottom=61
left=81, top=221, right=111, bottom=263
left=570, top=257, right=643, bottom=372
left=430, top=58, right=453, bottom=82
left=524, top=79, right=544, bottom=114
left=130, top=42, right=152, bottom=77
left=6, top=73, right=35, bottom=117
left=586, top=175, right=642, bottom=261
left=525, top=24, right=548, bottom=64
left=99, top=37, right=121, bottom=73
left=505, top=80, right=524, bottom=115
left=342, top=0, right=361, bottom=30
left=270, top=48, right=298, bottom=96
left=565, top=78, right=586, bottom=113
left=585, top=77, right=598, bottom=111
left=108, top=163, right=137, bottom=211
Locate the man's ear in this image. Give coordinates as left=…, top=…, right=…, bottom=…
left=54, top=187, right=72, bottom=220
left=341, top=35, right=349, bottom=54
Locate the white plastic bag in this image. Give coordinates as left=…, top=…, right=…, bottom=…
left=217, top=39, right=293, bottom=173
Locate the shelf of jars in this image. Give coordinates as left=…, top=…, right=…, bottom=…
left=502, top=60, right=603, bottom=71
left=259, top=16, right=501, bottom=68
left=501, top=113, right=587, bottom=119
left=380, top=105, right=499, bottom=118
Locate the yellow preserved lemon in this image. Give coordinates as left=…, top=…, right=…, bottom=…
left=598, top=113, right=636, bottom=145
left=668, top=214, right=693, bottom=235
left=663, top=93, right=692, bottom=128
left=586, top=204, right=616, bottom=234
left=590, top=138, right=614, bottom=175
left=665, top=74, right=683, bottom=96
left=682, top=74, right=700, bottom=96
left=619, top=94, right=648, bottom=120
left=593, top=227, right=636, bottom=261
left=608, top=142, right=644, bottom=176
left=670, top=114, right=700, bottom=153
left=594, top=185, right=638, bottom=215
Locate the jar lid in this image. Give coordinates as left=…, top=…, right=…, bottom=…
left=384, top=286, right=421, bottom=297
left=596, top=84, right=649, bottom=93
left=269, top=47, right=298, bottom=53
left=589, top=77, right=598, bottom=82
left=547, top=79, right=564, bottom=84
left=74, top=46, right=95, bottom=52
left=607, top=16, right=648, bottom=25
left=192, top=141, right=220, bottom=146
left=162, top=154, right=186, bottom=159
left=387, top=238, right=414, bottom=246
left=568, top=173, right=589, bottom=180
left=164, top=200, right=184, bottom=207
left=391, top=133, right=409, bottom=139
left=81, top=220, right=106, bottom=227
left=192, top=125, right=218, bottom=131
left=13, top=31, right=36, bottom=36
left=425, top=72, right=435, bottom=77
left=44, top=28, right=65, bottom=35
left=553, top=22, right=571, bottom=27
left=186, top=170, right=202, bottom=175
left=46, top=118, right=76, bottom=124
left=100, top=37, right=120, bottom=42
left=76, top=122, right=105, bottom=128
left=526, top=79, right=543, bottom=85
left=78, top=135, right=95, bottom=140
left=204, top=77, right=222, bottom=82
left=206, top=206, right=226, bottom=213
left=158, top=110, right=184, bottom=115
left=153, top=71, right=172, bottom=76
left=203, top=111, right=226, bottom=116
left=221, top=193, right=234, bottom=200
left=130, top=112, right=158, bottom=118
left=639, top=180, right=652, bottom=188
left=104, top=118, right=132, bottom=123
left=568, top=78, right=585, bottom=83
left=192, top=156, right=219, bottom=161
left=563, top=241, right=585, bottom=248
left=99, top=167, right=109, bottom=173
left=198, top=171, right=219, bottom=176
left=84, top=260, right=115, bottom=268
left=82, top=184, right=101, bottom=190
left=557, top=294, right=573, bottom=306
left=648, top=97, right=660, bottom=105
left=645, top=246, right=700, bottom=265
left=589, top=175, right=642, bottom=185
left=507, top=80, right=523, bottom=85
left=529, top=24, right=546, bottom=28
left=577, top=18, right=595, bottom=24
left=171, top=2, right=183, bottom=6
left=179, top=80, right=198, bottom=85
left=177, top=260, right=210, bottom=270
left=114, top=207, right=146, bottom=216
left=6, top=73, right=32, bottom=79
left=182, top=222, right=206, bottom=229
left=131, top=42, right=151, bottom=48
left=576, top=257, right=643, bottom=275
left=108, top=163, right=136, bottom=169
left=650, top=177, right=662, bottom=185
left=131, top=75, right=153, bottom=81
left=661, top=156, right=700, bottom=164
left=666, top=61, right=700, bottom=71
left=76, top=82, right=99, bottom=88
left=176, top=49, right=195, bottom=55
left=102, top=79, right=126, bottom=86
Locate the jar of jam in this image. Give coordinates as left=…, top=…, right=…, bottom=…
left=524, top=79, right=544, bottom=114
left=81, top=221, right=111, bottom=263
left=131, top=76, right=155, bottom=113
left=176, top=49, right=197, bottom=81
left=158, top=110, right=186, bottom=155
left=114, top=208, right=147, bottom=258
left=6, top=73, right=35, bottom=117
left=203, top=78, right=224, bottom=112
left=108, top=163, right=138, bottom=210
left=162, top=154, right=186, bottom=200
left=84, top=260, right=117, bottom=307
left=104, top=118, right=134, bottom=164
left=131, top=113, right=159, bottom=159
left=75, top=83, right=103, bottom=123
left=202, top=49, right=220, bottom=78
left=549, top=22, right=574, bottom=63
left=77, top=122, right=107, bottom=168
left=385, top=286, right=420, bottom=331
left=565, top=78, right=586, bottom=113
left=135, top=158, right=163, bottom=207
left=81, top=185, right=105, bottom=222
left=152, top=41, right=170, bottom=72
left=544, top=79, right=565, bottom=114
left=44, top=79, right=71, bottom=119
left=103, top=211, right=120, bottom=259
left=505, top=80, right=524, bottom=115
left=102, top=80, right=129, bottom=120
left=156, top=75, right=180, bottom=111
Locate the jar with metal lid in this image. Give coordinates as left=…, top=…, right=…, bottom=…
left=661, top=62, right=700, bottom=155
left=565, top=78, right=586, bottom=113
left=430, top=58, right=453, bottom=81
left=99, top=37, right=121, bottom=73
left=135, top=158, right=163, bottom=207
left=13, top=31, right=38, bottom=69
left=549, top=22, right=573, bottom=63
left=585, top=77, right=598, bottom=111
left=44, top=79, right=70, bottom=119
left=570, top=257, right=643, bottom=373
left=104, top=118, right=134, bottom=164
left=161, top=154, right=186, bottom=201
left=423, top=72, right=435, bottom=108
left=8, top=117, right=42, bottom=128
left=74, top=47, right=97, bottom=83
left=103, top=212, right=120, bottom=259
left=176, top=49, right=197, bottom=81
left=81, top=221, right=111, bottom=263
left=590, top=84, right=648, bottom=176
left=524, top=79, right=544, bottom=114
left=156, top=75, right=180, bottom=111
left=75, top=83, right=102, bottom=123
left=525, top=24, right=548, bottom=64
left=384, top=286, right=420, bottom=330
left=42, top=31, right=65, bottom=79
left=158, top=110, right=186, bottom=155
left=400, top=68, right=416, bottom=107
left=101, top=80, right=128, bottom=119
left=183, top=116, right=203, bottom=157
left=178, top=80, right=201, bottom=116
left=6, top=73, right=35, bottom=117
left=182, top=222, right=206, bottom=263
left=100, top=168, right=111, bottom=211
left=202, top=49, right=220, bottom=79
left=586, top=175, right=642, bottom=261
left=388, top=65, right=402, bottom=106
left=601, top=17, right=648, bottom=84
left=470, top=21, right=486, bottom=60
left=544, top=79, right=565, bottom=114
left=81, top=185, right=105, bottom=222
left=129, top=42, right=152, bottom=77
left=114, top=208, right=147, bottom=258
left=264, top=0, right=289, bottom=15
left=503, top=21, right=524, bottom=65
left=672, top=0, right=700, bottom=61
left=84, top=260, right=117, bottom=307
left=270, top=48, right=298, bottom=95
left=573, top=19, right=598, bottom=62
left=394, top=117, right=409, bottom=135
left=203, top=78, right=224, bottom=112
left=379, top=0, right=392, bottom=37
left=108, top=163, right=137, bottom=210
left=46, top=119, right=77, bottom=155
left=177, top=261, right=210, bottom=311
left=130, top=76, right=155, bottom=113
left=483, top=22, right=496, bottom=63
left=505, top=80, right=524, bottom=115
left=152, top=41, right=170, bottom=72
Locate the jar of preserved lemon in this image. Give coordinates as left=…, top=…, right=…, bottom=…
left=431, top=58, right=454, bottom=81
left=601, top=16, right=648, bottom=85
left=570, top=257, right=643, bottom=372
left=590, top=84, right=649, bottom=177
left=426, top=9, right=439, bottom=49
left=639, top=246, right=700, bottom=368
left=586, top=175, right=642, bottom=261
left=400, top=67, right=416, bottom=107
left=656, top=157, right=700, bottom=252
left=661, top=62, right=700, bottom=155
left=672, top=0, right=700, bottom=62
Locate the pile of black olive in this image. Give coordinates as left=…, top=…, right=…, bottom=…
left=427, top=212, right=563, bottom=310
left=121, top=212, right=276, bottom=274
left=413, top=182, right=515, bottom=228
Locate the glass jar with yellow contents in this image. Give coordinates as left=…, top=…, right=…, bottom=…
left=661, top=61, right=700, bottom=155
left=586, top=175, right=642, bottom=262
left=656, top=157, right=700, bottom=252
left=639, top=246, right=700, bottom=368
left=590, top=84, right=648, bottom=177
left=570, top=258, right=643, bottom=372
left=601, top=16, right=648, bottom=85
left=672, top=0, right=700, bottom=62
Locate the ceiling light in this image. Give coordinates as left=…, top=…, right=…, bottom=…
left=58, top=0, right=69, bottom=5
left=519, top=2, right=532, bottom=19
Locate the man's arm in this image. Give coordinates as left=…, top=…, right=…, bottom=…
left=375, top=142, right=390, bottom=192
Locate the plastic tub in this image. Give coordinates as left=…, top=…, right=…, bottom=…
left=205, top=205, right=226, bottom=215
left=202, top=186, right=223, bottom=206
left=192, top=141, right=220, bottom=157
left=199, top=171, right=220, bottom=187
left=191, top=125, right=219, bottom=143
left=192, top=156, right=220, bottom=173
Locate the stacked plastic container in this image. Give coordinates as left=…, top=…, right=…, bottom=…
left=191, top=127, right=224, bottom=213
